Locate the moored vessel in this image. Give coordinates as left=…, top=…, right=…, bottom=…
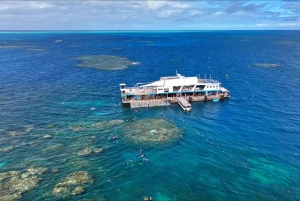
left=119, top=72, right=230, bottom=109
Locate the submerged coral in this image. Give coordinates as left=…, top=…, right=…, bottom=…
left=78, top=148, right=92, bottom=156
left=28, top=48, right=46, bottom=51
left=72, top=160, right=90, bottom=170
left=8, top=131, right=25, bottom=136
left=0, top=171, right=19, bottom=181
left=24, top=125, right=34, bottom=132
left=124, top=118, right=181, bottom=144
left=72, top=55, right=140, bottom=70
left=43, top=144, right=64, bottom=153
left=78, top=148, right=103, bottom=156
left=71, top=186, right=85, bottom=196
left=56, top=171, right=93, bottom=187
left=0, top=167, right=47, bottom=200
left=53, top=186, right=68, bottom=195
left=46, top=124, right=55, bottom=128
left=277, top=41, right=298, bottom=45
left=94, top=148, right=103, bottom=153
left=69, top=119, right=124, bottom=131
left=21, top=167, right=48, bottom=178
left=53, top=171, right=93, bottom=196
left=0, top=45, right=36, bottom=49
left=252, top=63, right=281, bottom=68
left=43, top=134, right=53, bottom=139
left=0, top=146, right=14, bottom=153
left=69, top=126, right=85, bottom=132
left=90, top=119, right=124, bottom=129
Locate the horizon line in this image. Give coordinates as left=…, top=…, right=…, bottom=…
left=0, top=29, right=299, bottom=32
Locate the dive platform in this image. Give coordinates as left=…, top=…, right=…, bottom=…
left=119, top=72, right=230, bottom=111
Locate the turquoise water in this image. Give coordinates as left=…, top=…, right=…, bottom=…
left=0, top=31, right=299, bottom=200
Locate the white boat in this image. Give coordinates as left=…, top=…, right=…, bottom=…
left=177, top=97, right=192, bottom=112
left=119, top=72, right=229, bottom=108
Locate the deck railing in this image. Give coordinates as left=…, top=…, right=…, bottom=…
left=130, top=99, right=170, bottom=108
left=124, top=88, right=156, bottom=95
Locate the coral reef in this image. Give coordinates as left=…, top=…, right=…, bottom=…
left=78, top=148, right=92, bottom=156
left=53, top=187, right=68, bottom=195
left=43, top=134, right=53, bottom=139
left=56, top=171, right=92, bottom=187
left=24, top=125, right=34, bottom=133
left=69, top=126, right=85, bottom=132
left=71, top=186, right=85, bottom=196
left=94, top=148, right=103, bottom=153
left=0, top=167, right=47, bottom=200
left=253, top=63, right=281, bottom=68
left=125, top=118, right=181, bottom=144
left=73, top=55, right=140, bottom=71
left=91, top=119, right=124, bottom=129
left=53, top=171, right=93, bottom=196
left=0, top=146, right=14, bottom=153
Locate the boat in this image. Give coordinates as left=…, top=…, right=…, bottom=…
left=213, top=98, right=219, bottom=103
left=177, top=97, right=192, bottom=112
left=119, top=71, right=230, bottom=109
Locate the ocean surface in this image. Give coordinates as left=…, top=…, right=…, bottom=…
left=0, top=31, right=299, bottom=201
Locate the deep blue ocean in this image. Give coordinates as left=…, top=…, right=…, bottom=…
left=0, top=31, right=299, bottom=201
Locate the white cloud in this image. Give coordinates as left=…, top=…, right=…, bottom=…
left=0, top=2, right=27, bottom=11
left=29, top=2, right=54, bottom=9
left=214, top=12, right=224, bottom=16
left=147, top=1, right=192, bottom=10
left=278, top=23, right=300, bottom=27
left=188, top=10, right=203, bottom=18
left=0, top=1, right=299, bottom=30
left=157, top=9, right=181, bottom=19
left=255, top=23, right=269, bottom=27
left=147, top=1, right=167, bottom=10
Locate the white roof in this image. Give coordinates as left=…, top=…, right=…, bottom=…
left=140, top=76, right=198, bottom=87
left=221, top=87, right=229, bottom=92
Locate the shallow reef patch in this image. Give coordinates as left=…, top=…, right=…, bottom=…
left=252, top=63, right=281, bottom=68
left=0, top=167, right=47, bottom=200
left=72, top=55, right=140, bottom=70
left=53, top=171, right=93, bottom=196
left=124, top=118, right=181, bottom=145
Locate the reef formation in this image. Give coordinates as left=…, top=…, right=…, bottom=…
left=53, top=171, right=93, bottom=196
left=73, top=55, right=140, bottom=70
left=252, top=63, right=281, bottom=68
left=0, top=167, right=47, bottom=200
left=124, top=118, right=181, bottom=144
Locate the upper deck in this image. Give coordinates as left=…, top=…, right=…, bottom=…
left=198, top=79, right=219, bottom=83
left=120, top=72, right=227, bottom=97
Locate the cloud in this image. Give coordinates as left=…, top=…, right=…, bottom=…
left=281, top=2, right=300, bottom=13
left=147, top=1, right=168, bottom=10
left=225, top=2, right=267, bottom=14
left=147, top=1, right=191, bottom=10
left=29, top=2, right=54, bottom=9
left=0, top=1, right=299, bottom=30
left=283, top=17, right=298, bottom=21
left=255, top=23, right=269, bottom=27
left=214, top=12, right=224, bottom=16
left=278, top=22, right=300, bottom=27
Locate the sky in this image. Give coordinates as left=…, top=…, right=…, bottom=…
left=0, top=0, right=300, bottom=30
